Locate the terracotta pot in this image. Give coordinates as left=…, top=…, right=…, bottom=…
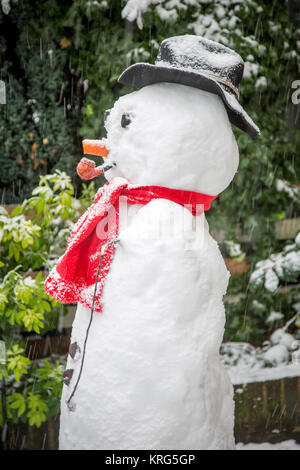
left=224, top=257, right=251, bottom=275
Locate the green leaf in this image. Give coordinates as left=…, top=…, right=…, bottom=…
left=10, top=206, right=23, bottom=217
left=8, top=393, right=26, bottom=417
left=26, top=393, right=48, bottom=428
left=7, top=345, right=31, bottom=381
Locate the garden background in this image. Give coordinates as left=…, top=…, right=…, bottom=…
left=0, top=0, right=300, bottom=450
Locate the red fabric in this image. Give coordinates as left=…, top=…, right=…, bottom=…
left=44, top=180, right=217, bottom=312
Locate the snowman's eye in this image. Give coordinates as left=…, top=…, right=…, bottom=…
left=121, top=113, right=132, bottom=129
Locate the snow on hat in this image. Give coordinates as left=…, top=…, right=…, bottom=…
left=118, top=35, right=260, bottom=139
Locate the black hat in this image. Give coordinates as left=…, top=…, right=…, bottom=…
left=118, top=35, right=260, bottom=139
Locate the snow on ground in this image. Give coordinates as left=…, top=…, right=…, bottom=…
left=221, top=341, right=300, bottom=385
left=236, top=440, right=300, bottom=450
left=228, top=362, right=300, bottom=385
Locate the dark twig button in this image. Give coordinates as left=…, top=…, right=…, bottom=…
left=69, top=342, right=81, bottom=360
left=62, top=369, right=74, bottom=386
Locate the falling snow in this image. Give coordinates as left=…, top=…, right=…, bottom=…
left=1, top=0, right=10, bottom=14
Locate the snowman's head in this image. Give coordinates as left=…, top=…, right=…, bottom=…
left=104, top=83, right=239, bottom=195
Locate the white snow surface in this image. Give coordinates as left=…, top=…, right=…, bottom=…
left=266, top=311, right=284, bottom=323
left=270, top=330, right=295, bottom=350
left=227, top=363, right=300, bottom=386
left=59, top=80, right=240, bottom=449
left=221, top=340, right=300, bottom=385
left=263, top=344, right=289, bottom=367
left=104, top=83, right=239, bottom=196
left=236, top=440, right=300, bottom=450
left=122, top=0, right=196, bottom=29
left=156, top=35, right=242, bottom=71
left=59, top=197, right=235, bottom=450
left=121, top=0, right=154, bottom=29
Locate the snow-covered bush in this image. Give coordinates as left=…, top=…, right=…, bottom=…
left=0, top=171, right=94, bottom=431
left=250, top=232, right=300, bottom=292
left=221, top=314, right=300, bottom=370
left=224, top=240, right=245, bottom=261
left=220, top=341, right=264, bottom=369
left=276, top=179, right=300, bottom=203
left=121, top=0, right=298, bottom=97
left=227, top=234, right=300, bottom=359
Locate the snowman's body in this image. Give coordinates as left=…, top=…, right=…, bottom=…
left=59, top=83, right=239, bottom=450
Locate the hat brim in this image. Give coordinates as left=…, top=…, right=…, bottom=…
left=118, top=63, right=260, bottom=139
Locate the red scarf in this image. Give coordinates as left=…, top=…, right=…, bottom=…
left=44, top=179, right=217, bottom=312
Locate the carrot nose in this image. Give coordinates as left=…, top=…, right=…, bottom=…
left=82, top=139, right=109, bottom=157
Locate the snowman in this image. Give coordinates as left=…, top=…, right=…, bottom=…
left=44, top=35, right=259, bottom=450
